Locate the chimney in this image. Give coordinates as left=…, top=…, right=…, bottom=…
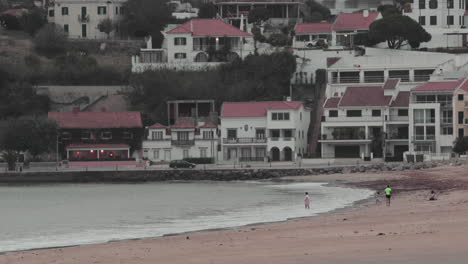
left=101, top=107, right=107, bottom=112
left=363, top=9, right=369, bottom=18
left=72, top=107, right=80, bottom=114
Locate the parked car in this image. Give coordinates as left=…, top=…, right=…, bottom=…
left=306, top=38, right=326, bottom=48
left=169, top=160, right=196, bottom=169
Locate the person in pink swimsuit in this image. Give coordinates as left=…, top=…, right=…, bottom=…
left=304, top=192, right=310, bottom=209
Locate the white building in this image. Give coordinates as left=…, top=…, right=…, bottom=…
left=47, top=0, right=125, bottom=39
left=317, top=0, right=393, bottom=15
left=219, top=100, right=310, bottom=162
left=142, top=120, right=218, bottom=163
left=131, top=18, right=254, bottom=72
left=320, top=79, right=410, bottom=160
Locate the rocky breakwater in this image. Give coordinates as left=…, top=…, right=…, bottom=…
left=0, top=160, right=465, bottom=184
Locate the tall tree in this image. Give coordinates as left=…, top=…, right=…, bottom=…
left=198, top=2, right=217, bottom=18
left=248, top=7, right=271, bottom=25
left=121, top=0, right=172, bottom=48
left=305, top=0, right=331, bottom=23
left=453, top=136, right=468, bottom=154
left=21, top=8, right=46, bottom=36
left=368, top=15, right=431, bottom=49
left=98, top=18, right=115, bottom=39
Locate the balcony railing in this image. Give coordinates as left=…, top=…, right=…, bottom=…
left=77, top=14, right=90, bottom=23
left=387, top=134, right=409, bottom=140
left=223, top=138, right=267, bottom=144
left=414, top=118, right=435, bottom=124
left=171, top=140, right=195, bottom=146
left=412, top=135, right=436, bottom=141
left=331, top=74, right=430, bottom=84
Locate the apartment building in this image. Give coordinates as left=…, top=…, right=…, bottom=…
left=320, top=79, right=410, bottom=160
left=47, top=0, right=126, bottom=39
left=219, top=100, right=310, bottom=162
left=142, top=120, right=218, bottom=162
left=131, top=19, right=254, bottom=72
left=454, top=80, right=468, bottom=138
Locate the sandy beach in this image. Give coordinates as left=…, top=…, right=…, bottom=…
left=2, top=165, right=468, bottom=264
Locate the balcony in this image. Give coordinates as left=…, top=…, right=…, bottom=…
left=77, top=14, right=90, bottom=23
left=223, top=138, right=267, bottom=144
left=171, top=140, right=195, bottom=146
left=386, top=134, right=409, bottom=140
left=412, top=135, right=436, bottom=141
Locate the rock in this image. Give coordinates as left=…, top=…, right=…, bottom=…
left=377, top=233, right=386, bottom=236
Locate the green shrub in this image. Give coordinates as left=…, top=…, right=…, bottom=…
left=267, top=33, right=290, bottom=47
left=34, top=23, right=67, bottom=56
left=0, top=14, right=22, bottom=30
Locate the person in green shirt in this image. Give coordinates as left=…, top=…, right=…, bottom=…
left=385, top=185, right=392, bottom=206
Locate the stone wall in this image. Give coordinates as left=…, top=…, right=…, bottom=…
left=0, top=159, right=465, bottom=184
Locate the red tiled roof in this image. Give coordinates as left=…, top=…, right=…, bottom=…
left=391, top=92, right=410, bottom=107
left=0, top=8, right=27, bottom=16
left=383, top=78, right=400, bottom=90
left=339, top=86, right=391, bottom=107
left=324, top=97, right=341, bottom=108
left=221, top=101, right=304, bottom=117
left=171, top=120, right=196, bottom=129
left=148, top=123, right=167, bottom=129
left=459, top=78, right=468, bottom=92
left=200, top=122, right=217, bottom=128
left=333, top=11, right=379, bottom=31
left=295, top=22, right=333, bottom=34
left=412, top=78, right=465, bottom=92
left=166, top=19, right=252, bottom=37
left=465, top=10, right=468, bottom=15
left=48, top=111, right=142, bottom=129
left=67, top=144, right=130, bottom=149
left=327, top=57, right=341, bottom=67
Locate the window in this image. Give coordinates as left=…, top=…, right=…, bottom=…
left=152, top=131, right=163, bottom=140
left=346, top=110, right=362, bottom=117
left=458, top=111, right=464, bottom=124
left=458, top=94, right=464, bottom=101
left=447, top=15, right=454, bottom=25
left=61, top=132, right=71, bottom=140
left=48, top=9, right=54, bottom=17
left=284, top=113, right=290, bottom=120
left=430, top=16, right=437, bottom=25
left=174, top=53, right=186, bottom=59
left=122, top=131, right=133, bottom=139
left=442, top=110, right=453, bottom=124
left=300, top=112, right=302, bottom=121
left=419, top=16, right=426, bottom=25
left=200, top=148, right=207, bottom=158
left=398, top=109, right=408, bottom=116
left=459, top=128, right=465, bottom=138
left=227, top=129, right=237, bottom=139
left=272, top=113, right=278, bottom=120
left=61, top=7, right=68, bottom=15
left=115, top=6, right=119, bottom=14
left=203, top=131, right=214, bottom=139
left=174, top=37, right=187, bottom=45
left=429, top=0, right=438, bottom=9
left=270, top=129, right=280, bottom=138
left=153, top=149, right=160, bottom=159
left=100, top=131, right=112, bottom=140
left=419, top=0, right=426, bottom=8
left=447, top=0, right=454, bottom=8
left=177, top=131, right=189, bottom=141
left=120, top=7, right=124, bottom=14
left=329, top=110, right=338, bottom=117
left=256, top=129, right=265, bottom=139
left=81, top=131, right=91, bottom=139
left=183, top=149, right=189, bottom=158
left=271, top=112, right=290, bottom=120
left=63, top=24, right=69, bottom=33
left=442, top=127, right=453, bottom=135
left=284, top=129, right=293, bottom=138
left=97, top=6, right=107, bottom=15
left=372, top=110, right=381, bottom=117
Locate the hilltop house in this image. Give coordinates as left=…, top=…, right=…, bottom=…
left=46, top=0, right=126, bottom=39
left=48, top=108, right=143, bottom=162
left=131, top=18, right=254, bottom=72
left=219, top=100, right=310, bottom=162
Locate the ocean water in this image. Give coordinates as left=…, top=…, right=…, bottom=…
left=0, top=181, right=373, bottom=252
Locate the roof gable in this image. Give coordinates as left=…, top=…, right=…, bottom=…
left=333, top=11, right=379, bottom=31
left=166, top=19, right=252, bottom=37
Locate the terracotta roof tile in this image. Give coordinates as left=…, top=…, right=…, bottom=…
left=333, top=12, right=379, bottom=31
left=383, top=78, right=400, bottom=90
left=148, top=123, right=167, bottom=129
left=412, top=78, right=465, bottom=92
left=48, top=111, right=142, bottom=129
left=324, top=97, right=341, bottom=108
left=166, top=19, right=252, bottom=37
left=221, top=101, right=304, bottom=117
left=339, top=86, right=390, bottom=107
left=200, top=122, right=217, bottom=128
left=391, top=91, right=410, bottom=107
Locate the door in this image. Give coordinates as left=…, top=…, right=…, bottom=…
left=81, top=24, right=87, bottom=38
left=335, top=145, right=360, bottom=158
left=394, top=145, right=409, bottom=161
left=81, top=6, right=87, bottom=16
left=164, top=150, right=171, bottom=161
left=228, top=148, right=237, bottom=160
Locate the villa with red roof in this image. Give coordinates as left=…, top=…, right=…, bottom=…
left=320, top=80, right=410, bottom=160
left=219, top=100, right=310, bottom=162
left=48, top=108, right=143, bottom=163
left=132, top=18, right=254, bottom=72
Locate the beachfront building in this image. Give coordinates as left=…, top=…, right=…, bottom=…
left=408, top=78, right=466, bottom=154
left=47, top=0, right=126, bottom=39
left=319, top=79, right=410, bottom=160
left=48, top=108, right=143, bottom=161
left=219, top=100, right=310, bottom=162
left=214, top=0, right=302, bottom=27
left=131, top=19, right=254, bottom=72
left=454, top=80, right=468, bottom=138
left=142, top=120, right=218, bottom=163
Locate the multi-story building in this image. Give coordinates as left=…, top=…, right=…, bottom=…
left=454, top=80, right=468, bottom=138
left=317, top=0, right=393, bottom=15
left=48, top=108, right=143, bottom=161
left=219, top=100, right=310, bottom=162
left=47, top=0, right=126, bottom=39
left=320, top=80, right=410, bottom=160
left=142, top=120, right=218, bottom=162
left=408, top=77, right=466, bottom=153
left=131, top=18, right=254, bottom=72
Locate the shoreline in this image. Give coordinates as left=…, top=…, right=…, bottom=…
left=0, top=180, right=375, bottom=254
left=3, top=165, right=468, bottom=264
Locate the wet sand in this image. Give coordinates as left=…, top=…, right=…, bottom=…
left=2, top=165, right=468, bottom=264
